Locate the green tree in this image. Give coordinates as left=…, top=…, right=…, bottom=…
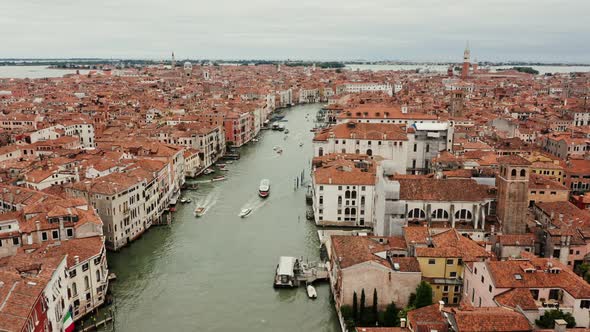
left=341, top=304, right=355, bottom=328
left=352, top=291, right=359, bottom=323
left=535, top=309, right=576, bottom=328
left=408, top=293, right=417, bottom=307
left=414, top=281, right=434, bottom=309
left=372, top=288, right=379, bottom=325
left=360, top=289, right=366, bottom=324
left=575, top=263, right=590, bottom=283
left=381, top=301, right=400, bottom=327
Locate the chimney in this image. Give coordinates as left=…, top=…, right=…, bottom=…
left=74, top=255, right=80, bottom=265
left=400, top=318, right=407, bottom=328
left=554, top=319, right=567, bottom=332
left=438, top=300, right=445, bottom=311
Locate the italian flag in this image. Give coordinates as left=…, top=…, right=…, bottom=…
left=63, top=308, right=74, bottom=332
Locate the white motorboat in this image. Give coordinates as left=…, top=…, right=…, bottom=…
left=299, top=142, right=304, bottom=147
left=239, top=208, right=252, bottom=218
left=259, top=179, right=270, bottom=198
left=194, top=207, right=206, bottom=217
left=203, top=168, right=215, bottom=175
left=307, top=285, right=317, bottom=299
left=252, top=138, right=259, bottom=142
left=180, top=198, right=191, bottom=204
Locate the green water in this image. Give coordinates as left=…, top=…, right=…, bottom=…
left=102, top=104, right=340, bottom=331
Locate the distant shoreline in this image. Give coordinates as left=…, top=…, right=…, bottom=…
left=1, top=59, right=589, bottom=68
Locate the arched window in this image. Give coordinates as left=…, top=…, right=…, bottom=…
left=366, top=149, right=373, bottom=156
left=342, top=149, right=346, bottom=153
left=351, top=208, right=356, bottom=215
left=355, top=149, right=360, bottom=154
left=520, top=169, right=526, bottom=177
left=345, top=208, right=350, bottom=215
left=511, top=169, right=517, bottom=177
left=361, top=196, right=366, bottom=205
left=338, top=196, right=342, bottom=205
left=351, top=191, right=357, bottom=199
left=455, top=209, right=473, bottom=221
left=84, top=276, right=90, bottom=290
left=408, top=208, right=426, bottom=220
left=72, top=282, right=78, bottom=297
left=431, top=209, right=450, bottom=220
left=345, top=190, right=351, bottom=199
left=96, top=270, right=101, bottom=282
left=318, top=147, right=323, bottom=157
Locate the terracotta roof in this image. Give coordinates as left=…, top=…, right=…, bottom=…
left=394, top=177, right=494, bottom=202
left=451, top=307, right=531, bottom=332
left=497, top=155, right=531, bottom=166
left=415, top=229, right=491, bottom=262
left=314, top=122, right=408, bottom=142
left=331, top=235, right=410, bottom=270
left=493, top=288, right=538, bottom=310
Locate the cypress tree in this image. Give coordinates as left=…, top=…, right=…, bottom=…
left=360, top=289, right=366, bottom=324
left=372, top=288, right=379, bottom=325
left=352, top=291, right=358, bottom=323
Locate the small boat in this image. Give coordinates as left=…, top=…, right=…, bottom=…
left=259, top=179, right=270, bottom=198
left=203, top=168, right=215, bottom=175
left=299, top=142, right=304, bottom=147
left=194, top=207, right=206, bottom=217
left=307, top=285, right=317, bottom=299
left=284, top=129, right=289, bottom=134
left=239, top=208, right=252, bottom=218
left=252, top=138, right=259, bottom=142
left=212, top=175, right=226, bottom=182
left=180, top=198, right=191, bottom=204
left=226, top=160, right=234, bottom=164
left=217, top=163, right=227, bottom=168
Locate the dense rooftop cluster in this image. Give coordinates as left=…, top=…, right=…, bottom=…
left=0, top=57, right=590, bottom=331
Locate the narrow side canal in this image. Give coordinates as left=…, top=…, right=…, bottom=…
left=102, top=104, right=340, bottom=331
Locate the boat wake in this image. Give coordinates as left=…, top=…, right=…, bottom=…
left=238, top=196, right=268, bottom=217
left=196, top=190, right=220, bottom=215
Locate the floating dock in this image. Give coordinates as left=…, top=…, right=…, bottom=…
left=273, top=256, right=328, bottom=288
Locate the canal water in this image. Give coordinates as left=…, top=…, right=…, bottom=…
left=102, top=104, right=340, bottom=331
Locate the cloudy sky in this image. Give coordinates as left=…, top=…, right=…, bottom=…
left=2, top=0, right=589, bottom=62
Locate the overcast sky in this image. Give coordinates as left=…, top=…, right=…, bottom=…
left=2, top=0, right=589, bottom=62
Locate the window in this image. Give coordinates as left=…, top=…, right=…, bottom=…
left=72, top=282, right=78, bottom=297
left=408, top=208, right=426, bottom=220
left=69, top=269, right=77, bottom=278
left=42, top=232, right=48, bottom=241
left=52, top=230, right=59, bottom=239
left=446, top=259, right=454, bottom=265
left=481, top=276, right=485, bottom=283
left=549, top=289, right=560, bottom=300
left=66, top=228, right=74, bottom=237
left=12, top=237, right=19, bottom=245
left=431, top=209, right=449, bottom=220
left=413, top=144, right=417, bottom=152
left=450, top=272, right=457, bottom=278
left=443, top=286, right=449, bottom=292
left=511, top=169, right=517, bottom=177
left=319, top=186, right=323, bottom=191
left=488, top=285, right=492, bottom=293
left=520, top=169, right=526, bottom=177
left=428, top=259, right=436, bottom=265
left=82, top=263, right=89, bottom=272
left=84, top=276, right=90, bottom=290
left=530, top=289, right=539, bottom=300
left=581, top=300, right=590, bottom=309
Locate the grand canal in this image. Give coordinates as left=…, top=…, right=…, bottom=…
left=101, top=104, right=340, bottom=331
